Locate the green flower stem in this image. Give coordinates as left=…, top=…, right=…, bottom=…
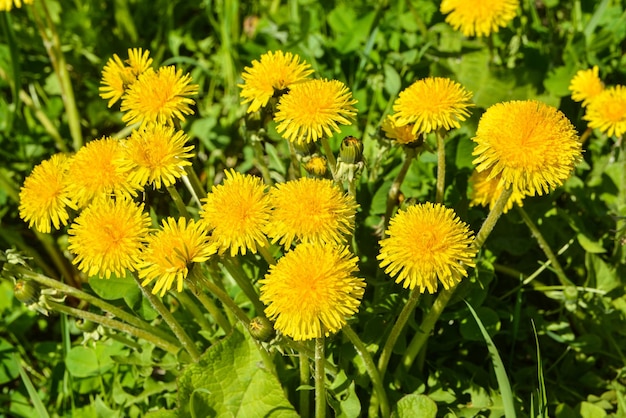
left=134, top=276, right=201, bottom=362
left=9, top=266, right=179, bottom=346
left=315, top=335, right=326, bottom=418
left=222, top=258, right=266, bottom=316
left=258, top=244, right=276, bottom=265
left=175, top=290, right=217, bottom=336
left=186, top=271, right=232, bottom=333
left=516, top=206, right=574, bottom=287
left=34, top=231, right=79, bottom=288
left=320, top=137, right=338, bottom=181
left=191, top=266, right=251, bottom=326
left=299, top=353, right=311, bottom=418
left=18, top=88, right=66, bottom=152
left=281, top=338, right=338, bottom=376
left=378, top=288, right=421, bottom=376
left=167, top=185, right=190, bottom=218
left=401, top=186, right=514, bottom=371
left=384, top=147, right=416, bottom=235
left=46, top=301, right=181, bottom=356
left=287, top=142, right=302, bottom=180
left=252, top=140, right=274, bottom=186
left=343, top=324, right=390, bottom=418
left=184, top=165, right=208, bottom=200
left=435, top=130, right=446, bottom=204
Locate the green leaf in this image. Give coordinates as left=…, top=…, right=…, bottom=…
left=66, top=345, right=114, bottom=378
left=576, top=234, right=606, bottom=253
left=459, top=307, right=500, bottom=341
left=392, top=393, right=437, bottom=418
left=0, top=338, right=19, bottom=384
left=178, top=328, right=298, bottom=418
left=579, top=401, right=607, bottom=418
left=89, top=273, right=140, bottom=301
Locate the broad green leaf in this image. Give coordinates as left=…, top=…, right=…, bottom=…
left=89, top=273, right=140, bottom=301
left=576, top=234, right=606, bottom=253
left=0, top=338, right=19, bottom=384
left=579, top=401, right=607, bottom=418
left=66, top=346, right=111, bottom=378
left=392, top=393, right=437, bottom=418
left=178, top=328, right=298, bottom=418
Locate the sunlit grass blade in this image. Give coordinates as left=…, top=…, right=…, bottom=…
left=532, top=320, right=548, bottom=418
left=16, top=354, right=50, bottom=418
left=465, top=300, right=516, bottom=418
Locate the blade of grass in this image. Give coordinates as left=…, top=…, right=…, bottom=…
left=531, top=320, right=547, bottom=418
left=16, top=354, right=50, bottom=418
left=464, top=300, right=516, bottom=418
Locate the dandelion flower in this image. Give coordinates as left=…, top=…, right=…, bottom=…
left=121, top=66, right=199, bottom=126
left=469, top=167, right=527, bottom=213
left=381, top=115, right=419, bottom=145
left=303, top=155, right=328, bottom=177
left=583, top=85, right=626, bottom=138
left=67, top=198, right=150, bottom=279
left=19, top=154, right=76, bottom=233
left=569, top=66, right=604, bottom=107
left=472, top=100, right=582, bottom=196
left=266, top=177, right=358, bottom=248
left=274, top=79, right=357, bottom=144
left=240, top=50, right=314, bottom=113
left=139, top=218, right=216, bottom=296
left=378, top=203, right=476, bottom=293
left=65, top=137, right=140, bottom=208
left=0, top=0, right=33, bottom=12
left=259, top=243, right=365, bottom=341
left=440, top=0, right=519, bottom=37
left=393, top=77, right=473, bottom=135
left=200, top=170, right=271, bottom=257
left=119, top=124, right=194, bottom=189
left=100, top=48, right=153, bottom=108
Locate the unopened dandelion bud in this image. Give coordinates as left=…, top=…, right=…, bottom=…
left=293, top=140, right=317, bottom=156
left=249, top=316, right=275, bottom=342
left=339, top=136, right=363, bottom=164
left=14, top=280, right=40, bottom=306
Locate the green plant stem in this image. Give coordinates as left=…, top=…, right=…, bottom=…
left=175, top=290, right=216, bottom=335
left=315, top=335, right=326, bottom=418
left=34, top=231, right=79, bottom=288
left=343, top=324, right=389, bottom=418
left=287, top=141, right=302, bottom=180
left=384, top=147, right=416, bottom=235
left=401, top=186, right=514, bottom=371
left=47, top=302, right=181, bottom=356
left=222, top=258, right=266, bottom=316
left=320, top=136, right=337, bottom=181
left=134, top=276, right=201, bottom=361
left=187, top=270, right=232, bottom=333
left=7, top=266, right=179, bottom=346
left=516, top=206, right=573, bottom=287
left=192, top=267, right=250, bottom=326
left=258, top=244, right=276, bottom=265
left=435, top=130, right=446, bottom=204
left=167, top=186, right=190, bottom=218
left=299, top=353, right=311, bottom=418
left=378, top=288, right=421, bottom=376
left=281, top=338, right=338, bottom=376
left=252, top=141, right=273, bottom=186
left=184, top=165, right=207, bottom=200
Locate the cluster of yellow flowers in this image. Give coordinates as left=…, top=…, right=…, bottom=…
left=569, top=66, right=626, bottom=138
left=0, top=0, right=33, bottom=12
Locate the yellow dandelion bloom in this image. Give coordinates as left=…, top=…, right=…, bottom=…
left=381, top=114, right=419, bottom=145
left=569, top=66, right=604, bottom=107
left=119, top=124, right=194, bottom=189
left=259, top=243, right=365, bottom=341
left=583, top=85, right=626, bottom=138
left=19, top=154, right=76, bottom=233
left=100, top=48, right=153, bottom=108
left=121, top=66, right=199, bottom=126
left=393, top=77, right=473, bottom=135
left=378, top=203, right=477, bottom=293
left=440, top=0, right=519, bottom=37
left=266, top=177, right=358, bottom=248
left=67, top=198, right=150, bottom=279
left=303, top=155, right=328, bottom=177
left=200, top=170, right=271, bottom=257
left=239, top=50, right=314, bottom=113
left=0, top=0, right=33, bottom=12
left=472, top=100, right=582, bottom=196
left=65, top=137, right=141, bottom=208
left=469, top=167, right=527, bottom=213
left=274, top=79, right=357, bottom=144
left=139, top=218, right=216, bottom=296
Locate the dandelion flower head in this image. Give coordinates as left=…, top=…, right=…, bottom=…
left=200, top=170, right=271, bottom=257
left=472, top=100, right=582, bottom=196
left=440, top=0, right=519, bottom=37
left=303, top=155, right=328, bottom=177
left=569, top=66, right=604, bottom=107
left=393, top=77, right=473, bottom=135
left=266, top=177, right=358, bottom=248
left=0, top=0, right=33, bottom=12
left=259, top=243, right=365, bottom=341
left=100, top=48, right=153, bottom=108
left=469, top=167, right=527, bottom=213
left=139, top=218, right=216, bottom=296
left=239, top=50, right=314, bottom=113
left=121, top=66, right=199, bottom=126
left=382, top=114, right=419, bottom=145
left=583, top=85, right=626, bottom=138
left=119, top=123, right=194, bottom=189
left=378, top=202, right=477, bottom=293
left=19, top=154, right=76, bottom=233
left=67, top=198, right=150, bottom=279
left=65, top=137, right=141, bottom=208
left=274, top=79, right=357, bottom=144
